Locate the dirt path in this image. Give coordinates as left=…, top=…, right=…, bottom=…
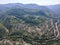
left=46, top=19, right=60, bottom=41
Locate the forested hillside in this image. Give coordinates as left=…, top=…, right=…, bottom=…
left=0, top=3, right=60, bottom=45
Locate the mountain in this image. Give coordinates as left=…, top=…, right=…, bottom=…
left=0, top=3, right=52, bottom=12
left=47, top=4, right=60, bottom=17
left=0, top=3, right=60, bottom=45
left=0, top=3, right=56, bottom=18
left=0, top=3, right=47, bottom=9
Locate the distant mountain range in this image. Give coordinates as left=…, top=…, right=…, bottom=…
left=0, top=3, right=60, bottom=17
left=0, top=3, right=48, bottom=12
left=0, top=3, right=59, bottom=18
left=47, top=4, right=60, bottom=17
left=0, top=3, right=45, bottom=9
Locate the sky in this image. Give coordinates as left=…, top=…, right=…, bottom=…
left=0, top=0, right=60, bottom=5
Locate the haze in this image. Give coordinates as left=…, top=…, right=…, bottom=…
left=0, top=0, right=60, bottom=5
